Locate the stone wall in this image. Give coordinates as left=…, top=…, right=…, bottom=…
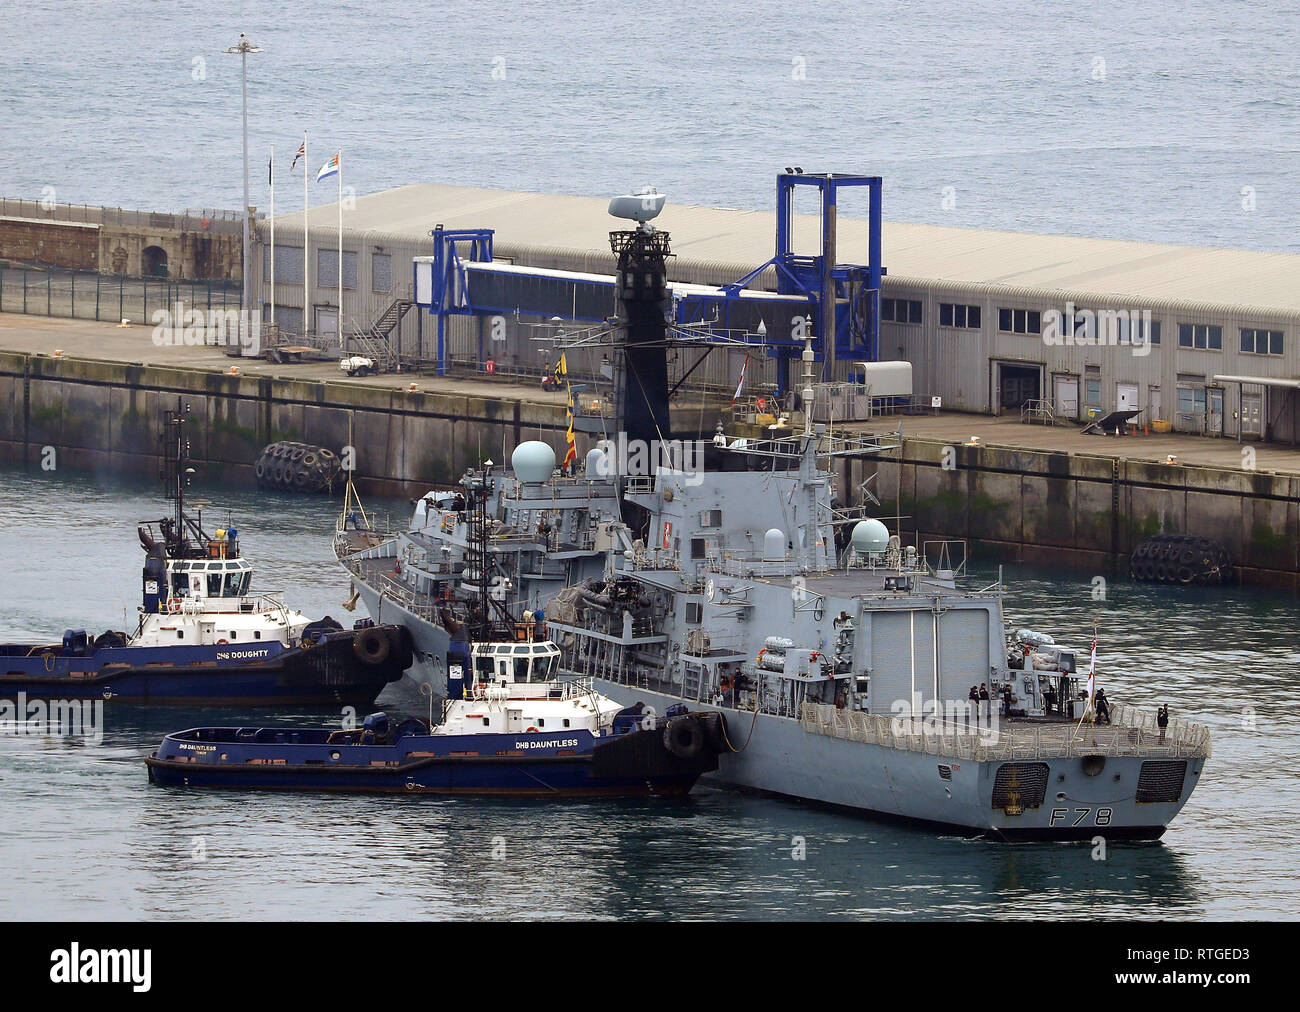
left=844, top=437, right=1300, bottom=590
left=0, top=351, right=565, bottom=497
left=0, top=219, right=100, bottom=270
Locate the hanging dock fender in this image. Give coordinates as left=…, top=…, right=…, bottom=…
left=663, top=715, right=704, bottom=758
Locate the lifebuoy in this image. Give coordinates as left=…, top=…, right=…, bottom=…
left=525, top=726, right=539, bottom=733
left=167, top=598, right=181, bottom=613
left=485, top=359, right=496, bottom=374
left=216, top=638, right=229, bottom=644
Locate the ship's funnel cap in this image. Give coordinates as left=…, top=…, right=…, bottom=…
left=850, top=519, right=891, bottom=557
left=511, top=441, right=556, bottom=484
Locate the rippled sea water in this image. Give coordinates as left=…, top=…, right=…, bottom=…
left=5, top=1, right=1299, bottom=251
left=0, top=465, right=1296, bottom=920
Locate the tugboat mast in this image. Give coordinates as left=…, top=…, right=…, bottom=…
left=156, top=397, right=210, bottom=559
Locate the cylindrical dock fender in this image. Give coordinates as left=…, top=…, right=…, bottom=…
left=663, top=715, right=704, bottom=759
left=352, top=626, right=392, bottom=666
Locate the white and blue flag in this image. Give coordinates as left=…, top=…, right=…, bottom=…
left=316, top=154, right=340, bottom=183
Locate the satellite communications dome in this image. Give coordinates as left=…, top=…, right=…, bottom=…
left=511, top=441, right=556, bottom=484
left=850, top=519, right=891, bottom=557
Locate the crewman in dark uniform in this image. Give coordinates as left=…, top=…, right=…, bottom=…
left=1095, top=688, right=1111, bottom=725
left=1157, top=703, right=1169, bottom=743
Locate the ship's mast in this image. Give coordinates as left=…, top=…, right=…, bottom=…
left=160, top=397, right=189, bottom=536
left=609, top=217, right=673, bottom=448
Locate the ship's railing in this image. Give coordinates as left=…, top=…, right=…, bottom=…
left=626, top=548, right=682, bottom=572
left=702, top=550, right=831, bottom=580
left=799, top=703, right=1212, bottom=761
left=337, top=561, right=446, bottom=624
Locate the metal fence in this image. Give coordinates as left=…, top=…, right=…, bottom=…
left=0, top=197, right=247, bottom=234
left=0, top=265, right=239, bottom=324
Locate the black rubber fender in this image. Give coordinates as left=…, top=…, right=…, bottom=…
left=352, top=627, right=392, bottom=666
left=663, top=715, right=704, bottom=759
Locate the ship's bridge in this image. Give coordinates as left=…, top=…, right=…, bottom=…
left=167, top=557, right=253, bottom=599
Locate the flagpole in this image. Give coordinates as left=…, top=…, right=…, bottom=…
left=269, top=143, right=275, bottom=330
left=302, top=131, right=309, bottom=339
left=337, top=148, right=343, bottom=350
left=1072, top=619, right=1099, bottom=739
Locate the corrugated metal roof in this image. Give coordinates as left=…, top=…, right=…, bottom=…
left=265, top=183, right=1300, bottom=315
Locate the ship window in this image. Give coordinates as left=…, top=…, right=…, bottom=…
left=229, top=631, right=237, bottom=640
left=538, top=719, right=545, bottom=727
left=207, top=574, right=222, bottom=597
left=177, top=631, right=183, bottom=639
left=254, top=631, right=261, bottom=640
left=482, top=717, right=490, bottom=727
left=238, top=573, right=251, bottom=595
left=223, top=574, right=241, bottom=596
left=172, top=573, right=186, bottom=595
left=514, top=657, right=531, bottom=681
left=686, top=602, right=703, bottom=624
left=563, top=719, right=571, bottom=728
left=475, top=655, right=494, bottom=677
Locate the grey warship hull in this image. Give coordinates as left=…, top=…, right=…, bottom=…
left=588, top=682, right=1202, bottom=840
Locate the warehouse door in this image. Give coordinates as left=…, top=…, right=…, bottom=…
left=1242, top=392, right=1263, bottom=437
left=315, top=307, right=338, bottom=342
left=996, top=363, right=1040, bottom=415
left=1053, top=375, right=1079, bottom=419
left=1117, top=383, right=1139, bottom=412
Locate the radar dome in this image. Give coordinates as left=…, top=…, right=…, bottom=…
left=763, top=528, right=787, bottom=561
left=850, top=519, right=890, bottom=557
left=511, top=441, right=556, bottom=484
left=585, top=447, right=610, bottom=478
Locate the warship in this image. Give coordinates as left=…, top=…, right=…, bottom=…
left=336, top=189, right=1210, bottom=839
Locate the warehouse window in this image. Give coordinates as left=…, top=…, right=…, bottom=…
left=263, top=244, right=304, bottom=285
left=1084, top=366, right=1101, bottom=409
left=1240, top=328, right=1283, bottom=356
left=1177, top=323, right=1222, bottom=350
left=1127, top=317, right=1161, bottom=346
left=372, top=253, right=393, bottom=292
left=317, top=249, right=358, bottom=290
left=998, top=308, right=1041, bottom=335
left=939, top=303, right=981, bottom=329
left=882, top=298, right=922, bottom=324
left=1177, top=386, right=1207, bottom=413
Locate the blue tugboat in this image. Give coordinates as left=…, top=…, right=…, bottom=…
left=145, top=638, right=723, bottom=795
left=0, top=401, right=411, bottom=706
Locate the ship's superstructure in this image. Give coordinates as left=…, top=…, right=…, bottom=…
left=336, top=185, right=1210, bottom=839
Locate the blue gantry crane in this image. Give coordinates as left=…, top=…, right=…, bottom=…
left=412, top=171, right=885, bottom=394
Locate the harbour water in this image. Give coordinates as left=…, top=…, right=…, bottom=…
left=1, top=465, right=1296, bottom=920
left=6, top=0, right=1299, bottom=253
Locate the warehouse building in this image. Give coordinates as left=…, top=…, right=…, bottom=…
left=252, top=183, right=1300, bottom=441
